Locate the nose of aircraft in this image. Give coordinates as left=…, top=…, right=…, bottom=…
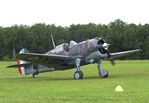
left=97, top=38, right=115, bottom=65
left=97, top=38, right=110, bottom=52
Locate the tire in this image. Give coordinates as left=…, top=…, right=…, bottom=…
left=104, top=70, right=108, bottom=78
left=74, top=71, right=84, bottom=79
left=99, top=70, right=108, bottom=78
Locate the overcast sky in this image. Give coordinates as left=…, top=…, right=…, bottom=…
left=0, top=0, right=149, bottom=27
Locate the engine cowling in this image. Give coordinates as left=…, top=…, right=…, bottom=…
left=97, top=38, right=110, bottom=54
left=97, top=38, right=115, bottom=65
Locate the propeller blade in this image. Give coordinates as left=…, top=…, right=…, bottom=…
left=106, top=50, right=115, bottom=66
left=109, top=57, right=115, bottom=65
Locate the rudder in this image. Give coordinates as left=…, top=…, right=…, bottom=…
left=17, top=48, right=32, bottom=75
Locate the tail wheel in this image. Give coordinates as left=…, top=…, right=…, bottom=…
left=74, top=71, right=84, bottom=79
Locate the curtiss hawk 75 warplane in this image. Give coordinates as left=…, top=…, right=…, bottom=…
left=8, top=37, right=141, bottom=79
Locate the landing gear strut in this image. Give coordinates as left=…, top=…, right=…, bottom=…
left=74, top=58, right=84, bottom=79
left=98, top=60, right=108, bottom=78
left=32, top=73, right=36, bottom=78
left=32, top=68, right=38, bottom=78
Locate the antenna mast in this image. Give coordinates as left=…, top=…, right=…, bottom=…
left=51, top=35, right=56, bottom=48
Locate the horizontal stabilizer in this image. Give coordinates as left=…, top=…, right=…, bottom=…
left=7, top=63, right=31, bottom=68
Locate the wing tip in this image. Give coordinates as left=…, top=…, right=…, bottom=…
left=138, top=49, right=143, bottom=52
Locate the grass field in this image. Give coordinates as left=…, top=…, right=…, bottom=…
left=0, top=60, right=149, bottom=103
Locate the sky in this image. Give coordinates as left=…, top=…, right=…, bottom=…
left=0, top=0, right=149, bottom=27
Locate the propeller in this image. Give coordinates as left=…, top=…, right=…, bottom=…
left=97, top=38, right=115, bottom=65
left=106, top=50, right=115, bottom=65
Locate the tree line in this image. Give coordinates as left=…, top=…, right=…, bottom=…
left=0, top=19, right=148, bottom=60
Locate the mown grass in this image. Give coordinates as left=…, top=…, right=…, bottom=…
left=0, top=60, right=149, bottom=103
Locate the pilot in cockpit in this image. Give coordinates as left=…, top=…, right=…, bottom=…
left=63, top=43, right=69, bottom=51
left=63, top=40, right=78, bottom=52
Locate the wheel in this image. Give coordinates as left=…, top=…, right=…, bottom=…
left=99, top=69, right=108, bottom=78
left=74, top=71, right=84, bottom=79
left=103, top=70, right=108, bottom=78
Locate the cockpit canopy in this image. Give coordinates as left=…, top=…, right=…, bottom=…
left=49, top=44, right=64, bottom=54
left=48, top=40, right=78, bottom=54
left=69, top=40, right=77, bottom=48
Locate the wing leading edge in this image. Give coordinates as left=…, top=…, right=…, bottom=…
left=110, top=49, right=141, bottom=58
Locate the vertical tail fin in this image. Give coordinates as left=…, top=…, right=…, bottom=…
left=8, top=48, right=34, bottom=75
left=19, top=48, right=29, bottom=54
left=18, top=48, right=30, bottom=75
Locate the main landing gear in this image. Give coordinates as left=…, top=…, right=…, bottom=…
left=73, top=59, right=108, bottom=79
left=74, top=58, right=84, bottom=79
left=74, top=71, right=83, bottom=79
left=98, top=60, right=108, bottom=78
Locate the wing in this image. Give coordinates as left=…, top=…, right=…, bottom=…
left=18, top=53, right=75, bottom=68
left=110, top=49, right=141, bottom=58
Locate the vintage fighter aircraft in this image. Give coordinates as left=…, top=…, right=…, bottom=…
left=8, top=37, right=141, bottom=79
